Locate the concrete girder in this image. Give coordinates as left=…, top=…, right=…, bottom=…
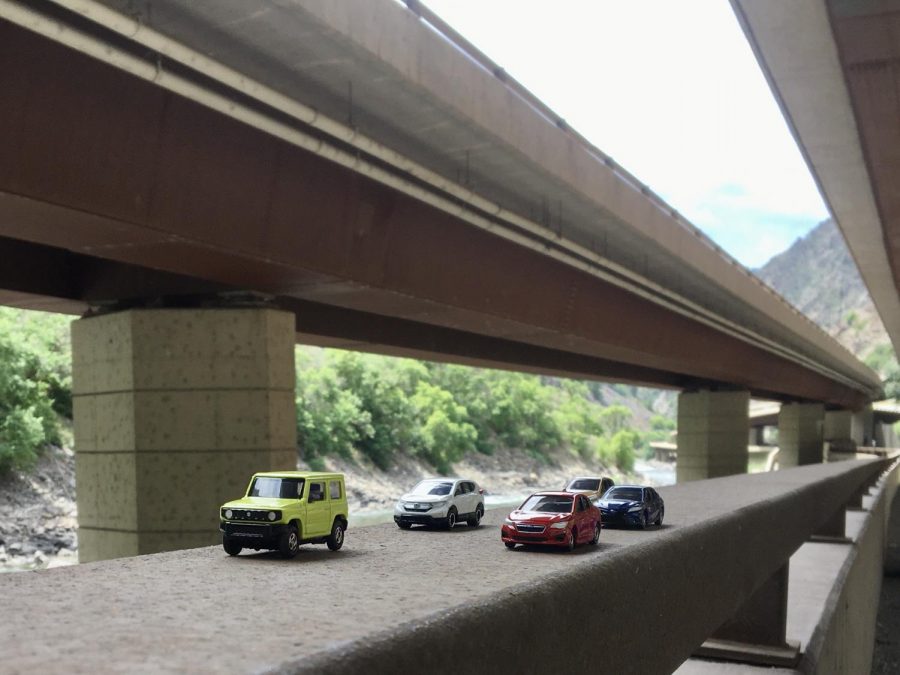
left=0, top=18, right=879, bottom=407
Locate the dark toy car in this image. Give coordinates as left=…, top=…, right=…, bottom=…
left=594, top=485, right=664, bottom=529
left=501, top=492, right=601, bottom=551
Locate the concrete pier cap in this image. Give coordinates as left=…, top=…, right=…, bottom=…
left=71, top=305, right=297, bottom=562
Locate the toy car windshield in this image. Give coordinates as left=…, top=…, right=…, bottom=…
left=249, top=476, right=304, bottom=499
left=605, top=488, right=642, bottom=501
left=520, top=495, right=573, bottom=513
left=567, top=479, right=602, bottom=490
left=409, top=480, right=453, bottom=496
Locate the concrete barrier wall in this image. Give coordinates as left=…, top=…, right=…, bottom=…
left=1, top=460, right=887, bottom=674
left=800, top=459, right=899, bottom=674
left=279, top=461, right=887, bottom=675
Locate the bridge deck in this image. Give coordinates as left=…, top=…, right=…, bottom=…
left=0, top=460, right=886, bottom=674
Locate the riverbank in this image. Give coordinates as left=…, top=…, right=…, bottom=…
left=0, top=445, right=673, bottom=573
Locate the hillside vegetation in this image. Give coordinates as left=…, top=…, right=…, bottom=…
left=754, top=218, right=899, bottom=395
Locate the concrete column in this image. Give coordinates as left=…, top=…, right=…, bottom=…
left=777, top=403, right=824, bottom=468
left=825, top=407, right=871, bottom=447
left=676, top=390, right=749, bottom=483
left=72, top=308, right=297, bottom=562
left=696, top=563, right=799, bottom=667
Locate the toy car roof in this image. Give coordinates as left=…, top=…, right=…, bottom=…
left=251, top=471, right=344, bottom=479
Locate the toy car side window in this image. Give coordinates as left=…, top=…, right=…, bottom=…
left=309, top=482, right=325, bottom=502
left=329, top=480, right=341, bottom=500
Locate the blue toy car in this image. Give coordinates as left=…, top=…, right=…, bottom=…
left=594, top=485, right=664, bottom=529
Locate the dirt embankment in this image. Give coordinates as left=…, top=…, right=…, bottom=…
left=1, top=445, right=638, bottom=571
left=308, top=446, right=633, bottom=513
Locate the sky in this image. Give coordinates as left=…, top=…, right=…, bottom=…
left=422, top=0, right=830, bottom=269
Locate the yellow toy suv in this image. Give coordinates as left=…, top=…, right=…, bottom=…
left=220, top=471, right=348, bottom=558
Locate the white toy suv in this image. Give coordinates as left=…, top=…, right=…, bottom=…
left=394, top=478, right=485, bottom=529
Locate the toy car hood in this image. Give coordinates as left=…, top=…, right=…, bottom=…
left=221, top=497, right=298, bottom=510
left=596, top=499, right=639, bottom=508
left=398, top=493, right=450, bottom=504
left=507, top=509, right=572, bottom=524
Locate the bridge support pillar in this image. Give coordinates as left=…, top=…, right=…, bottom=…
left=812, top=507, right=848, bottom=541
left=695, top=562, right=800, bottom=667
left=72, top=308, right=297, bottom=562
left=778, top=402, right=824, bottom=467
left=676, top=390, right=749, bottom=483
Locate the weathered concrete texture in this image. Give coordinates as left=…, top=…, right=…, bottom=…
left=824, top=408, right=871, bottom=447
left=779, top=403, right=824, bottom=468
left=71, top=308, right=297, bottom=562
left=677, top=390, right=750, bottom=482
left=677, top=463, right=897, bottom=674
left=711, top=563, right=790, bottom=647
left=797, top=460, right=900, bottom=674
left=0, top=460, right=885, bottom=675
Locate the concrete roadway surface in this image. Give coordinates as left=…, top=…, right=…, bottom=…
left=0, top=461, right=882, bottom=674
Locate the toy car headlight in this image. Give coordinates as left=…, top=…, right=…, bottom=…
left=628, top=505, right=643, bottom=512
left=503, top=518, right=515, bottom=526
left=267, top=511, right=277, bottom=521
left=224, top=509, right=233, bottom=519
left=550, top=521, right=569, bottom=529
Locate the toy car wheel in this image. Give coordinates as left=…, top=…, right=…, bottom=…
left=590, top=523, right=600, bottom=546
left=279, top=525, right=300, bottom=559
left=223, top=537, right=242, bottom=556
left=566, top=528, right=576, bottom=551
left=326, top=520, right=345, bottom=551
left=446, top=508, right=457, bottom=529
left=639, top=512, right=647, bottom=530
left=467, top=505, right=483, bottom=527
left=504, top=542, right=516, bottom=549
left=397, top=521, right=412, bottom=530
left=655, top=508, right=664, bottom=526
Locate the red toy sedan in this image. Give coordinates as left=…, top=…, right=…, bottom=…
left=501, top=491, right=601, bottom=550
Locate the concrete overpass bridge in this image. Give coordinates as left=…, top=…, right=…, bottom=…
left=0, top=0, right=897, bottom=671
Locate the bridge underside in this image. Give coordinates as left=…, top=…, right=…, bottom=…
left=0, top=19, right=872, bottom=407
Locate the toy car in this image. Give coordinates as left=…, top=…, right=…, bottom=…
left=501, top=491, right=601, bottom=551
left=393, top=478, right=484, bottom=529
left=220, top=471, right=348, bottom=558
left=594, top=485, right=664, bottom=529
left=563, top=475, right=615, bottom=500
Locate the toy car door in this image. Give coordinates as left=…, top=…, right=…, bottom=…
left=306, top=480, right=330, bottom=536
left=328, top=479, right=343, bottom=524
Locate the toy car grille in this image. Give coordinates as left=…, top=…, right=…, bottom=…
left=515, top=524, right=545, bottom=533
left=226, top=524, right=267, bottom=537
left=232, top=510, right=268, bottom=522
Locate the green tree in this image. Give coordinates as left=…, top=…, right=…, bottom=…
left=598, top=405, right=632, bottom=436
left=410, top=381, right=477, bottom=472
left=331, top=352, right=419, bottom=469
left=295, top=352, right=373, bottom=469
left=552, top=391, right=604, bottom=460
left=595, top=429, right=638, bottom=473
left=0, top=308, right=72, bottom=473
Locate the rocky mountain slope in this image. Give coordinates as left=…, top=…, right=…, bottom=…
left=754, top=218, right=890, bottom=361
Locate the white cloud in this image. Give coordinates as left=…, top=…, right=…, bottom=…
left=423, top=0, right=829, bottom=266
